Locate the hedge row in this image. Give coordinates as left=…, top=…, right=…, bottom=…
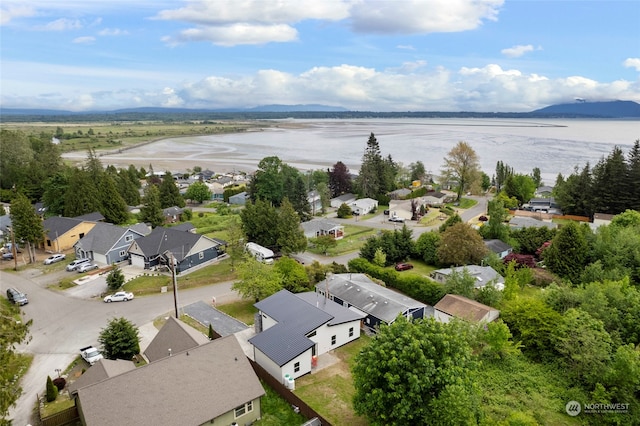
left=348, top=257, right=445, bottom=306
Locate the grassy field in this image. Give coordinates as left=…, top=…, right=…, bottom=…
left=308, top=224, right=378, bottom=256
left=1, top=121, right=265, bottom=153
left=215, top=299, right=257, bottom=326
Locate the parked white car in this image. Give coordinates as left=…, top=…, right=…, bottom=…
left=44, top=253, right=66, bottom=265
left=77, top=263, right=99, bottom=273
left=103, top=291, right=134, bottom=303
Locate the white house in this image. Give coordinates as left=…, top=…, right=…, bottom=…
left=300, top=218, right=344, bottom=240
left=330, top=193, right=357, bottom=209
left=249, top=289, right=365, bottom=383
left=351, top=198, right=378, bottom=215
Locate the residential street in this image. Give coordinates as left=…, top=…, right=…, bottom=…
left=4, top=196, right=488, bottom=425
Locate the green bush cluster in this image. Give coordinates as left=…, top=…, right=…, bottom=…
left=348, top=258, right=444, bottom=305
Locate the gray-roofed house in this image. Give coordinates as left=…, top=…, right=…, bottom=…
left=68, top=358, right=135, bottom=397
left=171, top=221, right=196, bottom=233
left=430, top=265, right=505, bottom=290
left=162, top=206, right=183, bottom=224
left=0, top=215, right=11, bottom=241
left=75, top=335, right=265, bottom=426
left=127, top=226, right=222, bottom=272
left=483, top=239, right=513, bottom=259
left=74, top=222, right=150, bottom=265
left=144, top=316, right=210, bottom=363
left=42, top=216, right=98, bottom=252
left=387, top=188, right=411, bottom=200
left=316, top=273, right=430, bottom=333
left=249, top=289, right=365, bottom=382
left=330, top=193, right=357, bottom=209
left=229, top=191, right=250, bottom=205
left=73, top=212, right=105, bottom=222
left=301, top=218, right=344, bottom=240
left=434, top=294, right=499, bottom=323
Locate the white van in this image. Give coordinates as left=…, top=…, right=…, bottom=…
left=66, top=258, right=91, bottom=271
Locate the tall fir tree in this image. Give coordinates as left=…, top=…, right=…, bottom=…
left=358, top=133, right=383, bottom=198
left=628, top=140, right=640, bottom=211
left=159, top=171, right=185, bottom=208
left=11, top=192, right=44, bottom=262
left=115, top=171, right=141, bottom=206
left=139, top=184, right=164, bottom=228
left=64, top=168, right=102, bottom=217
left=592, top=146, right=629, bottom=214
left=277, top=198, right=308, bottom=255
left=100, top=174, right=129, bottom=224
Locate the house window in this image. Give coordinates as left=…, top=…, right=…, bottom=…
left=294, top=362, right=300, bottom=373
left=349, top=327, right=354, bottom=337
left=234, top=401, right=253, bottom=418
left=119, top=250, right=126, bottom=257
left=331, top=335, right=336, bottom=345
left=125, top=235, right=133, bottom=242
left=47, top=240, right=52, bottom=247
left=199, top=252, right=204, bottom=260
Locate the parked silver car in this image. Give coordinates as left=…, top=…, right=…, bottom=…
left=77, top=263, right=99, bottom=273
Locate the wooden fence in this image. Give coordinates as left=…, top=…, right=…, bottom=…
left=40, top=405, right=79, bottom=426
left=248, top=359, right=332, bottom=426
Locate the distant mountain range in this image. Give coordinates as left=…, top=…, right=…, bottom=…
left=1, top=100, right=638, bottom=119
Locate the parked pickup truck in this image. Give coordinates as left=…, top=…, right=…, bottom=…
left=80, top=346, right=103, bottom=365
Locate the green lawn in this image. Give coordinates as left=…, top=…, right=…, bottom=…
left=123, top=258, right=236, bottom=296
left=308, top=224, right=377, bottom=256
left=215, top=299, right=257, bottom=325
left=294, top=336, right=371, bottom=426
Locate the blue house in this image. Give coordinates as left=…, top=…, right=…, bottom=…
left=127, top=226, right=222, bottom=273
left=74, top=222, right=150, bottom=265
left=315, top=273, right=431, bottom=333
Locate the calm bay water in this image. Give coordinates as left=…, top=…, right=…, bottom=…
left=100, top=118, right=639, bottom=184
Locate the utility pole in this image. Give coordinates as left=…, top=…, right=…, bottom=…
left=9, top=225, right=17, bottom=271
left=170, top=253, right=179, bottom=318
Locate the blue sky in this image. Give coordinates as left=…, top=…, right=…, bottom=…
left=1, top=0, right=639, bottom=112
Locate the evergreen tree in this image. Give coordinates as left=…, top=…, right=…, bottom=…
left=106, top=266, right=126, bottom=291
left=115, top=171, right=141, bottom=206
left=277, top=198, right=307, bottom=255
left=127, top=164, right=142, bottom=188
left=482, top=198, right=509, bottom=241
left=64, top=168, right=102, bottom=217
left=542, top=221, right=588, bottom=283
left=42, top=168, right=71, bottom=216
left=100, top=174, right=129, bottom=224
left=592, top=146, right=630, bottom=214
left=357, top=133, right=383, bottom=198
left=98, top=317, right=140, bottom=360
left=139, top=185, right=164, bottom=228
left=628, top=140, right=640, bottom=211
left=240, top=199, right=279, bottom=248
left=10, top=192, right=44, bottom=263
left=159, top=171, right=185, bottom=208
left=289, top=175, right=312, bottom=222
left=531, top=167, right=542, bottom=188
left=45, top=376, right=58, bottom=402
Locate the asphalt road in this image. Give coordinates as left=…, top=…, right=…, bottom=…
left=2, top=269, right=239, bottom=426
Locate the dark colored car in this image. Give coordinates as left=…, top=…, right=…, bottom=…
left=395, top=262, right=414, bottom=271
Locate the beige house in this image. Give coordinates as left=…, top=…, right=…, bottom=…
left=75, top=335, right=265, bottom=426
left=42, top=216, right=97, bottom=252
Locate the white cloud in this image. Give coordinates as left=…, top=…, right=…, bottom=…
left=73, top=36, right=95, bottom=44
left=3, top=61, right=639, bottom=112
left=168, top=23, right=298, bottom=46
left=39, top=18, right=83, bottom=31
left=154, top=0, right=503, bottom=46
left=0, top=5, right=36, bottom=25
left=98, top=28, right=129, bottom=36
left=623, top=58, right=640, bottom=71
left=349, top=0, right=504, bottom=34
left=501, top=44, right=537, bottom=58
left=396, top=45, right=416, bottom=50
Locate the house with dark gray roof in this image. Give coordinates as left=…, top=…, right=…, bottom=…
left=74, top=222, right=150, bottom=265
left=316, top=273, right=430, bottom=333
left=162, top=206, right=183, bottom=223
left=430, top=265, right=505, bottom=290
left=434, top=294, right=499, bottom=323
left=73, top=211, right=105, bottom=222
left=68, top=358, right=135, bottom=396
left=42, top=216, right=98, bottom=252
left=171, top=221, right=196, bottom=233
left=483, top=239, right=513, bottom=259
left=127, top=226, right=222, bottom=273
left=75, top=335, right=265, bottom=426
left=144, top=316, right=210, bottom=363
left=249, top=289, right=365, bottom=382
left=301, top=218, right=344, bottom=240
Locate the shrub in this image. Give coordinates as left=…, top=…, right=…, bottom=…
left=46, top=376, right=58, bottom=402
left=52, top=377, right=66, bottom=391
left=503, top=253, right=536, bottom=269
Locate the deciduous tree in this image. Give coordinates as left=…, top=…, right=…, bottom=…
left=441, top=141, right=481, bottom=201
left=1, top=301, right=31, bottom=419
left=274, top=257, right=310, bottom=292
left=184, top=181, right=211, bottom=203
left=232, top=257, right=283, bottom=301
left=437, top=222, right=487, bottom=266
left=352, top=317, right=479, bottom=426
